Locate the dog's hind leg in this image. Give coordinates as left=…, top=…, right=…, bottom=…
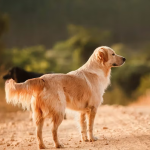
left=87, top=107, right=98, bottom=142
left=32, top=109, right=46, bottom=149
left=52, top=112, right=64, bottom=148
left=36, top=118, right=46, bottom=149
left=80, top=113, right=88, bottom=142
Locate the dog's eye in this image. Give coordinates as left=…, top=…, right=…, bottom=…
left=112, top=54, right=115, bottom=56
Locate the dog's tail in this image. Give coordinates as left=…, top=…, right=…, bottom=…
left=5, top=78, right=45, bottom=110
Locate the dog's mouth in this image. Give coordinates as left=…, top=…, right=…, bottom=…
left=112, top=63, right=118, bottom=66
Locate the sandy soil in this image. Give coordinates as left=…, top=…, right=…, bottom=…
left=0, top=105, right=150, bottom=150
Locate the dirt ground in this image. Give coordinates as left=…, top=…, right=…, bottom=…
left=0, top=105, right=150, bottom=150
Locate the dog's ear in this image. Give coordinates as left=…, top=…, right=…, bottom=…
left=96, top=48, right=108, bottom=63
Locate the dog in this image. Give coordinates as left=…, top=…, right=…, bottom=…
left=3, top=67, right=44, bottom=83
left=3, top=67, right=67, bottom=120
left=5, top=46, right=126, bottom=149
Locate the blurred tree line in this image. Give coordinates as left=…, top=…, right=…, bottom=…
left=0, top=0, right=150, bottom=105
left=0, top=12, right=9, bottom=69
left=0, top=0, right=150, bottom=48
left=2, top=25, right=150, bottom=105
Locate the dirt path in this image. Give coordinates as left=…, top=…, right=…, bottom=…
left=0, top=105, right=150, bottom=150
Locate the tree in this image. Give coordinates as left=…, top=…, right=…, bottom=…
left=0, top=13, right=9, bottom=69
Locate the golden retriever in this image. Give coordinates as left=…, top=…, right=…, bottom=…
left=5, top=46, right=126, bottom=149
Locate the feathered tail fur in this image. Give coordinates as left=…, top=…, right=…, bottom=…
left=5, top=78, right=45, bottom=110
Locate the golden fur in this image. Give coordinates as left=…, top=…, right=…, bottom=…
left=5, top=46, right=125, bottom=149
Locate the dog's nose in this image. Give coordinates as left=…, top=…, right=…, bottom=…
left=123, top=57, right=126, bottom=62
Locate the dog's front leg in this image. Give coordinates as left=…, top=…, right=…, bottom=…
left=87, top=107, right=98, bottom=142
left=80, top=113, right=88, bottom=142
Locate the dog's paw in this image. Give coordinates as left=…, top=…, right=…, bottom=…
left=82, top=138, right=89, bottom=142
left=90, top=136, right=98, bottom=142
left=39, top=144, right=47, bottom=149
left=55, top=143, right=64, bottom=148
left=81, top=135, right=89, bottom=142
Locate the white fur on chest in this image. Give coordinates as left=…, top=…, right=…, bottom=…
left=100, top=73, right=110, bottom=92
left=86, top=69, right=111, bottom=105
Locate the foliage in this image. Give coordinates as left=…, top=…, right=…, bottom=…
left=51, top=25, right=112, bottom=72
left=104, top=85, right=129, bottom=105
left=3, top=46, right=56, bottom=73
left=0, top=12, right=9, bottom=70
left=1, top=1, right=150, bottom=107
left=0, top=0, right=150, bottom=47
left=2, top=25, right=150, bottom=105
left=110, top=43, right=150, bottom=103
left=132, top=73, right=150, bottom=99
left=0, top=13, right=8, bottom=37
left=113, top=63, right=150, bottom=96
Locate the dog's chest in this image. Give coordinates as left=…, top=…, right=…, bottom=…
left=101, top=75, right=110, bottom=91
left=90, top=73, right=110, bottom=99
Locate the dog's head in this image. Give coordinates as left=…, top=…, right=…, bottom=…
left=95, top=46, right=126, bottom=68
left=3, top=67, right=20, bottom=81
